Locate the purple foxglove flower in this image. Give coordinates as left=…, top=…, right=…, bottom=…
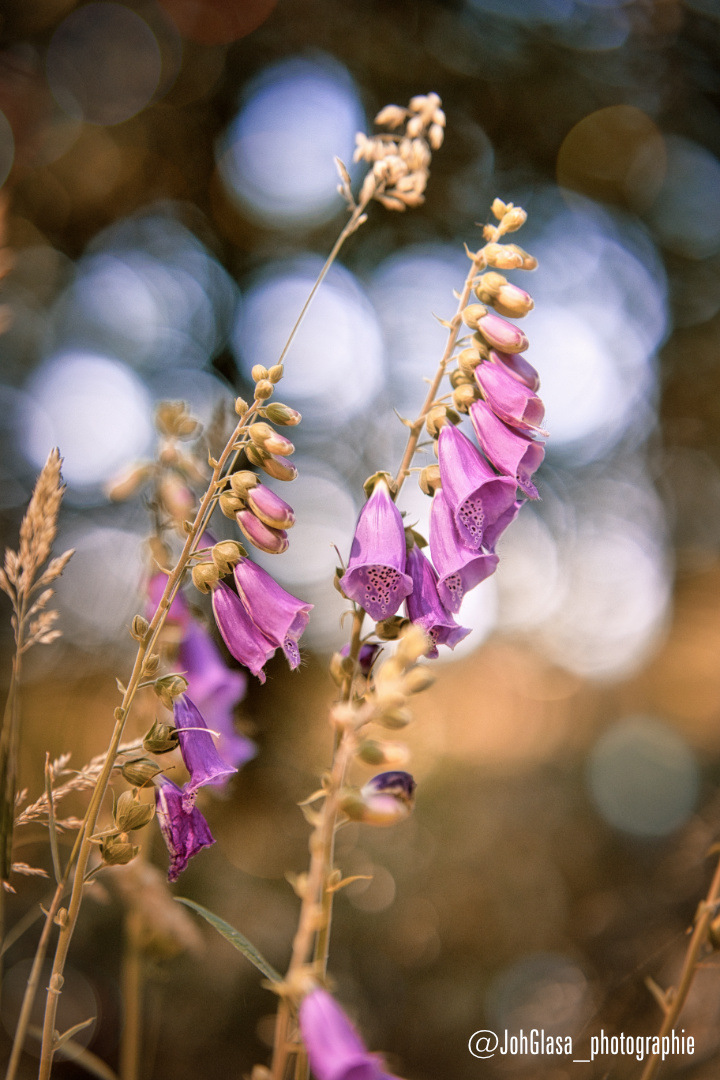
left=211, top=581, right=276, bottom=683
left=470, top=400, right=544, bottom=499
left=339, top=479, right=413, bottom=622
left=340, top=641, right=381, bottom=675
left=482, top=498, right=522, bottom=552
left=299, top=988, right=398, bottom=1080
left=233, top=558, right=312, bottom=670
left=491, top=348, right=540, bottom=391
left=475, top=311, right=529, bottom=353
left=173, top=695, right=238, bottom=810
left=405, top=545, right=470, bottom=658
left=437, top=424, right=518, bottom=550
left=245, top=484, right=295, bottom=529
left=429, top=489, right=499, bottom=613
left=178, top=622, right=255, bottom=773
left=155, top=775, right=215, bottom=883
left=236, top=509, right=289, bottom=554
left=475, top=358, right=547, bottom=435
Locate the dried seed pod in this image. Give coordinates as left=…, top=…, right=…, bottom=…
left=418, top=464, right=441, bottom=496
left=115, top=790, right=155, bottom=832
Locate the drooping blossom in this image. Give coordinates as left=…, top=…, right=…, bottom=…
left=178, top=621, right=255, bottom=772
left=429, top=489, right=498, bottom=613
left=470, top=400, right=544, bottom=499
left=233, top=558, right=312, bottom=670
left=211, top=581, right=276, bottom=683
left=437, top=424, right=517, bottom=550
left=339, top=479, right=413, bottom=622
left=475, top=310, right=529, bottom=353
left=474, top=357, right=546, bottom=434
left=299, top=988, right=400, bottom=1080
left=245, top=484, right=295, bottom=529
left=405, top=544, right=470, bottom=657
left=155, top=775, right=215, bottom=883
left=482, top=498, right=522, bottom=553
left=236, top=509, right=289, bottom=554
left=490, top=348, right=539, bottom=391
left=173, top=695, right=238, bottom=811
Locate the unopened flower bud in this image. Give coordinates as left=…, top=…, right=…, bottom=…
left=257, top=453, right=298, bottom=482
left=491, top=283, right=534, bottom=319
left=251, top=365, right=269, bottom=382
left=121, top=757, right=162, bottom=787
left=115, top=789, right=155, bottom=832
left=143, top=719, right=179, bottom=754
left=342, top=771, right=416, bottom=826
left=502, top=206, right=527, bottom=232
left=419, top=464, right=442, bottom=496
left=504, top=244, right=538, bottom=271
left=100, top=833, right=139, bottom=866
left=246, top=485, right=295, bottom=529
left=268, top=365, right=284, bottom=384
left=491, top=198, right=508, bottom=220
left=155, top=401, right=199, bottom=439
left=192, top=561, right=221, bottom=593
left=130, top=614, right=149, bottom=641
left=236, top=510, right=289, bottom=554
left=428, top=123, right=444, bottom=149
left=402, top=665, right=435, bottom=695
left=248, top=422, right=295, bottom=457
left=476, top=312, right=529, bottom=353
left=219, top=491, right=245, bottom=518
left=426, top=405, right=450, bottom=438
left=397, top=624, right=432, bottom=664
left=329, top=651, right=354, bottom=685
left=356, top=739, right=409, bottom=766
left=264, top=402, right=302, bottom=426
left=457, top=347, right=485, bottom=376
left=450, top=369, right=475, bottom=389
left=254, top=379, right=273, bottom=401
left=154, top=674, right=188, bottom=710
left=474, top=271, right=507, bottom=303
left=229, top=470, right=259, bottom=498
left=235, top=396, right=249, bottom=416
left=158, top=475, right=195, bottom=524
left=375, top=615, right=409, bottom=640
left=375, top=706, right=412, bottom=730
left=340, top=641, right=381, bottom=675
left=375, top=104, right=407, bottom=127
left=211, top=540, right=246, bottom=576
left=453, top=383, right=478, bottom=413
left=106, top=462, right=153, bottom=501
left=461, top=303, right=488, bottom=330
left=483, top=243, right=524, bottom=270
left=362, top=770, right=416, bottom=804
left=142, top=652, right=161, bottom=677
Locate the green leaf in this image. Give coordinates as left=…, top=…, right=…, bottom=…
left=175, top=898, right=282, bottom=983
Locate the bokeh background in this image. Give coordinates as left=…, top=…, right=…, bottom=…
left=2, top=0, right=720, bottom=1077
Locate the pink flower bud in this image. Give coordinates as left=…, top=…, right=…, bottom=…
left=475, top=311, right=529, bottom=353
left=246, top=484, right=295, bottom=529
left=236, top=510, right=289, bottom=554
left=492, top=282, right=534, bottom=319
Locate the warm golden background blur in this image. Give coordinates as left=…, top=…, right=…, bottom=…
left=2, top=0, right=720, bottom=1078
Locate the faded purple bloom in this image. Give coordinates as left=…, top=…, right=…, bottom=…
left=246, top=484, right=295, bottom=529
left=491, top=348, right=540, bottom=391
left=340, top=641, right=381, bottom=675
left=173, top=695, right=238, bottom=810
left=475, top=358, right=546, bottom=435
left=339, top=479, right=413, bottom=622
left=211, top=581, right=276, bottom=683
left=299, top=988, right=398, bottom=1080
left=470, top=400, right=545, bottom=499
left=236, top=509, right=289, bottom=554
left=178, top=621, right=254, bottom=773
left=405, top=544, right=470, bottom=659
left=475, top=311, right=529, bottom=353
left=155, top=775, right=215, bottom=883
left=233, top=558, right=312, bottom=670
left=437, top=424, right=517, bottom=550
left=429, top=489, right=499, bottom=613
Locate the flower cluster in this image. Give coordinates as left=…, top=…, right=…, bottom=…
left=340, top=200, right=544, bottom=651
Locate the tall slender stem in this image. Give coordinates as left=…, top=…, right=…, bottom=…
left=119, top=909, right=143, bottom=1080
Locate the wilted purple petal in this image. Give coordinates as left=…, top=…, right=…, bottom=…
left=491, top=349, right=540, bottom=391
left=173, top=695, right=238, bottom=811
left=405, top=545, right=470, bottom=658
left=236, top=510, right=289, bottom=554
left=437, top=425, right=517, bottom=550
left=429, top=489, right=499, bottom=613
left=178, top=621, right=254, bottom=773
left=339, top=479, right=413, bottom=622
left=211, top=581, right=276, bottom=683
left=470, top=400, right=544, bottom=499
left=299, top=989, right=393, bottom=1080
left=475, top=358, right=547, bottom=435
left=246, top=484, right=295, bottom=529
left=155, top=775, right=215, bottom=883
left=233, top=558, right=312, bottom=670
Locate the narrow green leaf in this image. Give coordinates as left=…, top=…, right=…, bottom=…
left=175, top=898, right=281, bottom=983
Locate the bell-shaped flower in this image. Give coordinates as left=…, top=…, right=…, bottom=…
left=155, top=775, right=215, bottom=883
left=482, top=498, right=522, bottom=552
left=475, top=311, right=529, bottom=353
left=470, top=400, right=544, bottom=499
left=236, top=509, right=289, bottom=554
left=178, top=621, right=255, bottom=773
left=233, top=558, right=312, bottom=670
left=475, top=358, right=546, bottom=435
left=339, top=479, right=413, bottom=622
left=437, top=424, right=517, bottom=550
left=245, top=484, right=295, bottom=529
left=491, top=348, right=540, bottom=391
left=429, top=489, right=499, bottom=612
left=405, top=544, right=470, bottom=658
left=211, top=581, right=276, bottom=683
left=299, top=988, right=400, bottom=1080
left=173, top=695, right=238, bottom=811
